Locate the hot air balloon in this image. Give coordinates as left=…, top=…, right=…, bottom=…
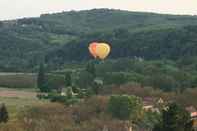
left=95, top=43, right=111, bottom=60
left=89, top=42, right=98, bottom=58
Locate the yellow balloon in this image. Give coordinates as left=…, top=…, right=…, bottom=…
left=95, top=43, right=111, bottom=60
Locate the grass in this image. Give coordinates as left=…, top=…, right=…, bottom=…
left=0, top=88, right=48, bottom=121
left=0, top=73, right=36, bottom=89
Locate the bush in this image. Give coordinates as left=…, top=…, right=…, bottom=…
left=46, top=74, right=65, bottom=91
left=74, top=70, right=94, bottom=88
left=0, top=103, right=9, bottom=123
left=46, top=93, right=80, bottom=106
left=153, top=103, right=192, bottom=131
left=36, top=93, right=48, bottom=99
left=103, top=72, right=128, bottom=86
left=48, top=93, right=67, bottom=103
left=108, top=95, right=143, bottom=121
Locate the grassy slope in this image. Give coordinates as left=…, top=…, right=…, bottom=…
left=0, top=88, right=47, bottom=119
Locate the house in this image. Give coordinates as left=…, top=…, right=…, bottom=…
left=186, top=106, right=197, bottom=118
left=143, top=97, right=165, bottom=105
left=143, top=97, right=154, bottom=111
left=143, top=97, right=154, bottom=105
left=142, top=97, right=164, bottom=113
left=186, top=106, right=197, bottom=130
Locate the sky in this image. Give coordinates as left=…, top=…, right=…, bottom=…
left=0, top=0, right=197, bottom=20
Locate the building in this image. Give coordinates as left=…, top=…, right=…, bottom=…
left=186, top=106, right=197, bottom=130
left=142, top=97, right=164, bottom=113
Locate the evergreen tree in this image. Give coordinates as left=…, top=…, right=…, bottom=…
left=65, top=71, right=72, bottom=87
left=75, top=70, right=94, bottom=89
left=86, top=62, right=96, bottom=78
left=0, top=103, right=9, bottom=123
left=37, top=63, right=49, bottom=92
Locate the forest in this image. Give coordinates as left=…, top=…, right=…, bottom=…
left=0, top=9, right=197, bottom=71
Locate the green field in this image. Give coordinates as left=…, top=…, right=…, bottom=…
left=0, top=73, right=36, bottom=89
left=0, top=88, right=48, bottom=120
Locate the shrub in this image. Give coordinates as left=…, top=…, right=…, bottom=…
left=0, top=103, right=9, bottom=123
left=108, top=95, right=143, bottom=121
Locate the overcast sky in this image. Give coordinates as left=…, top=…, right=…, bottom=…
left=1, top=0, right=197, bottom=20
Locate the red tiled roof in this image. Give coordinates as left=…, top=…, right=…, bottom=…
left=191, top=112, right=197, bottom=117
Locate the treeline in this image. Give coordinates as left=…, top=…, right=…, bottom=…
left=1, top=58, right=196, bottom=92
left=45, top=58, right=197, bottom=92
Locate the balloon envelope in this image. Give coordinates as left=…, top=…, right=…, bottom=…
left=95, top=43, right=110, bottom=60
left=89, top=42, right=98, bottom=58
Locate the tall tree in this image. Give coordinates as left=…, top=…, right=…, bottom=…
left=75, top=70, right=94, bottom=89
left=86, top=62, right=96, bottom=78
left=37, top=63, right=49, bottom=92
left=65, top=71, right=72, bottom=87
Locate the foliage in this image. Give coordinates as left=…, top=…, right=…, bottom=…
left=91, top=81, right=102, bottom=95
left=153, top=103, right=193, bottom=131
left=46, top=74, right=65, bottom=92
left=65, top=71, right=72, bottom=87
left=1, top=58, right=197, bottom=92
left=45, top=88, right=80, bottom=106
left=139, top=111, right=161, bottom=130
left=0, top=103, right=9, bottom=123
left=103, top=72, right=128, bottom=86
left=37, top=63, right=50, bottom=92
left=1, top=9, right=197, bottom=71
left=108, top=95, right=143, bottom=121
left=74, top=70, right=94, bottom=89
left=86, top=61, right=96, bottom=78
left=146, top=74, right=178, bottom=91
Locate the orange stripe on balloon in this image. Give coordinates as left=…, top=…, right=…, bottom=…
left=89, top=42, right=98, bottom=58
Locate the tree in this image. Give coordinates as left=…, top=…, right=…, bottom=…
left=108, top=95, right=143, bottom=131
left=104, top=73, right=128, bottom=86
left=0, top=103, right=9, bottom=123
left=37, top=63, right=49, bottom=92
left=86, top=62, right=96, bottom=78
left=147, top=74, right=178, bottom=91
left=75, top=70, right=94, bottom=89
left=153, top=103, right=193, bottom=131
left=108, top=95, right=143, bottom=121
left=65, top=71, right=72, bottom=87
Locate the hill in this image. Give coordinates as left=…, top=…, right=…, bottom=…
left=1, top=9, right=197, bottom=71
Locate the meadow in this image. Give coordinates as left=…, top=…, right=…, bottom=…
left=0, top=73, right=36, bottom=89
